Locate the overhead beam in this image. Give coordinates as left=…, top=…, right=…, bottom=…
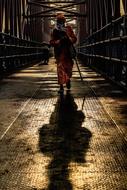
left=28, top=1, right=86, bottom=9
left=28, top=1, right=52, bottom=9
left=24, top=14, right=86, bottom=18
left=29, top=1, right=79, bottom=4
left=28, top=1, right=80, bottom=15
left=27, top=1, right=86, bottom=17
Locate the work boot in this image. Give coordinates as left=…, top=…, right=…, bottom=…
left=66, top=80, right=71, bottom=89
left=58, top=84, right=64, bottom=93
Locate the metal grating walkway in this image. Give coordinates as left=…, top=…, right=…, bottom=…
left=0, top=58, right=127, bottom=190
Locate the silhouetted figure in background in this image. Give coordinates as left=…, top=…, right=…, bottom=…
left=39, top=43, right=50, bottom=65
left=39, top=92, right=92, bottom=190
left=43, top=46, right=50, bottom=65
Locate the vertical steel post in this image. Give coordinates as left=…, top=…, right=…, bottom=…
left=0, top=0, right=3, bottom=32
left=104, top=0, right=108, bottom=24
left=17, top=0, right=22, bottom=38
left=5, top=0, right=9, bottom=33
left=14, top=0, right=17, bottom=36
left=98, top=0, right=103, bottom=28
left=10, top=0, right=14, bottom=35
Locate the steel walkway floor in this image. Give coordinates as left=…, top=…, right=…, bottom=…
left=0, top=58, right=127, bottom=190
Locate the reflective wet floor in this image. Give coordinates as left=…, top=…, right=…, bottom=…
left=0, top=58, right=127, bottom=190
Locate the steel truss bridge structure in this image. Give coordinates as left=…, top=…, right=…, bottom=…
left=0, top=0, right=127, bottom=88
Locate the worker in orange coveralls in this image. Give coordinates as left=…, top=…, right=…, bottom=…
left=50, top=13, right=77, bottom=93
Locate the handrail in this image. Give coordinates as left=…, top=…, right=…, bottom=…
left=78, top=15, right=127, bottom=88
left=0, top=32, right=50, bottom=77
left=83, top=15, right=126, bottom=42
left=0, top=32, right=48, bottom=46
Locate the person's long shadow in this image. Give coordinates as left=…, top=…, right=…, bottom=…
left=39, top=92, right=92, bottom=190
